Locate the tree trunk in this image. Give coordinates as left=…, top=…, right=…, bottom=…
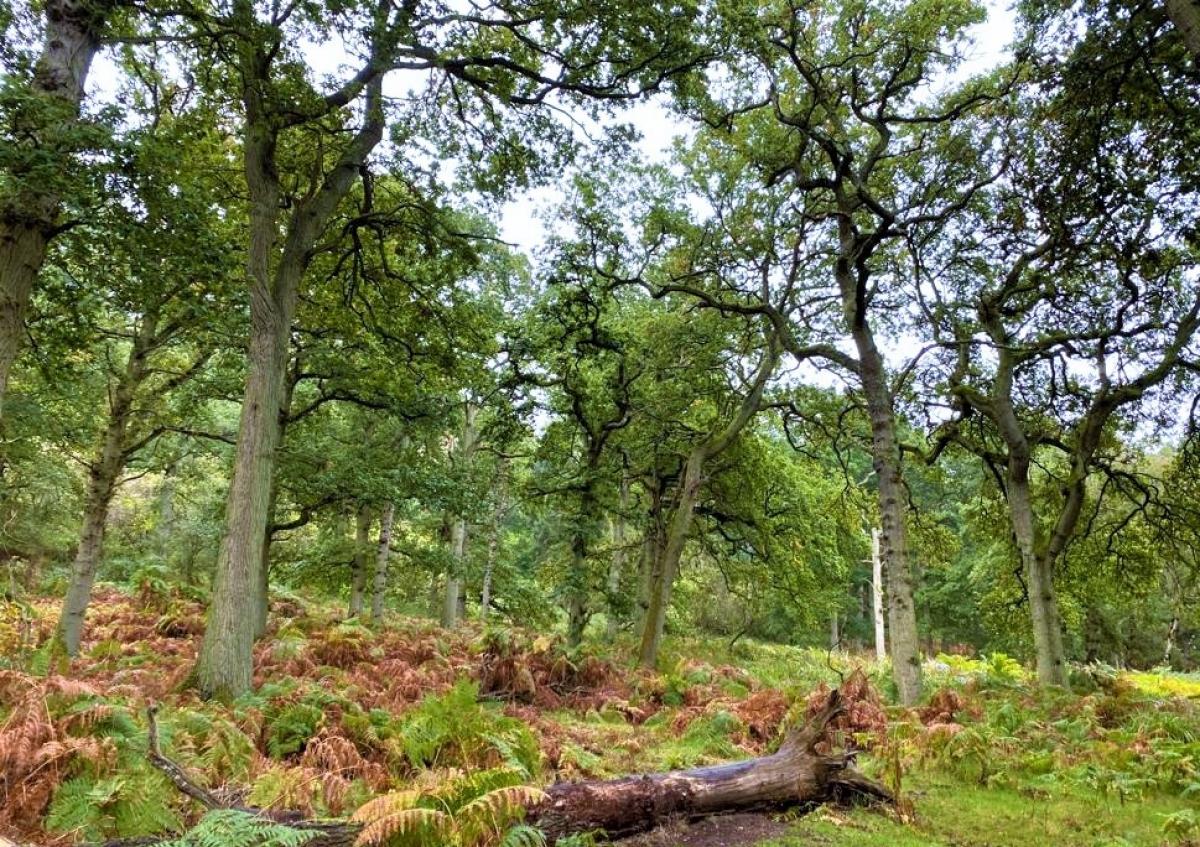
left=531, top=689, right=890, bottom=842
left=566, top=499, right=594, bottom=645
left=370, top=502, right=395, bottom=622
left=443, top=516, right=468, bottom=628
left=56, top=317, right=153, bottom=656
left=349, top=504, right=371, bottom=618
left=1166, top=0, right=1200, bottom=60
left=192, top=29, right=384, bottom=697
left=137, top=690, right=888, bottom=847
left=639, top=451, right=704, bottom=668
left=855, top=343, right=922, bottom=705
left=195, top=298, right=291, bottom=699
left=871, top=528, right=886, bottom=661
left=605, top=477, right=630, bottom=640
left=442, top=402, right=479, bottom=629
left=156, top=464, right=177, bottom=561
left=1005, top=460, right=1068, bottom=686
left=0, top=0, right=109, bottom=426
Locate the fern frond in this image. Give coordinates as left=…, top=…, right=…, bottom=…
left=349, top=789, right=421, bottom=823
left=158, top=809, right=315, bottom=847
left=353, top=807, right=452, bottom=847
left=498, top=823, right=548, bottom=847
left=432, top=767, right=527, bottom=813
left=456, top=786, right=547, bottom=847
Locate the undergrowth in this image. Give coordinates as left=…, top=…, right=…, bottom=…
left=4, top=590, right=1200, bottom=846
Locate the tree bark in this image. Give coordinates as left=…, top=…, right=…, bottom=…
left=442, top=401, right=478, bottom=628
left=480, top=466, right=508, bottom=621
left=871, top=528, right=886, bottom=661
left=193, top=21, right=385, bottom=697
left=843, top=309, right=922, bottom=705
left=370, top=502, right=395, bottom=621
left=56, top=314, right=155, bottom=656
left=1165, top=0, right=1200, bottom=60
left=0, top=0, right=110, bottom=426
left=1006, top=467, right=1068, bottom=686
left=349, top=504, right=371, bottom=618
left=605, top=476, right=631, bottom=640
left=530, top=689, right=890, bottom=842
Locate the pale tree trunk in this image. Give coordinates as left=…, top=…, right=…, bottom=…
left=442, top=401, right=479, bottom=628
left=349, top=504, right=371, bottom=618
left=605, top=476, right=631, bottom=640
left=638, top=339, right=778, bottom=669
left=193, top=22, right=385, bottom=697
left=156, top=464, right=177, bottom=562
left=834, top=214, right=921, bottom=705
left=1165, top=0, right=1200, bottom=59
left=871, top=528, right=886, bottom=661
left=370, top=502, right=395, bottom=621
left=1006, top=468, right=1068, bottom=686
left=0, top=0, right=109, bottom=426
left=854, top=339, right=922, bottom=704
left=56, top=317, right=154, bottom=655
left=829, top=612, right=839, bottom=649
left=480, top=466, right=508, bottom=621
left=443, top=517, right=469, bottom=627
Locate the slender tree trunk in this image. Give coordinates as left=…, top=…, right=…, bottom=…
left=871, top=528, right=886, bottom=661
left=156, top=464, right=177, bottom=561
left=605, top=476, right=630, bottom=640
left=56, top=319, right=153, bottom=656
left=370, top=502, right=395, bottom=622
left=442, top=402, right=478, bottom=629
left=0, top=0, right=109, bottom=426
left=1165, top=0, right=1200, bottom=59
left=349, top=504, right=371, bottom=618
left=443, top=517, right=468, bottom=627
left=639, top=451, right=705, bottom=668
left=566, top=490, right=598, bottom=646
left=637, top=340, right=777, bottom=669
left=1006, top=469, right=1068, bottom=686
left=829, top=612, right=840, bottom=649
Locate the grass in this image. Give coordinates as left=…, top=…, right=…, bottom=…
left=767, top=770, right=1194, bottom=847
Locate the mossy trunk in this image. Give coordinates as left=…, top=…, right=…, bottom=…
left=370, top=502, right=395, bottom=621
left=0, top=0, right=109, bottom=427
left=57, top=315, right=154, bottom=656
left=530, top=690, right=890, bottom=842
left=349, top=504, right=371, bottom=618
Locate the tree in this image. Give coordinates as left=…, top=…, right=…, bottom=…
left=641, top=0, right=1008, bottom=702
left=0, top=0, right=117, bottom=428
left=920, top=8, right=1200, bottom=683
left=182, top=0, right=705, bottom=700
left=47, top=102, right=237, bottom=655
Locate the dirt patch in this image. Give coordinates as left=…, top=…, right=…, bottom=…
left=617, top=812, right=791, bottom=847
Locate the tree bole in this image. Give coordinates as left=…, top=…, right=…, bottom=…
left=531, top=691, right=888, bottom=841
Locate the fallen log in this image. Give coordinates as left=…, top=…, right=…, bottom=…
left=530, top=688, right=892, bottom=841
left=102, top=689, right=889, bottom=846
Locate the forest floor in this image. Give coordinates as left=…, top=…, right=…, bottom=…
left=2, top=585, right=1199, bottom=846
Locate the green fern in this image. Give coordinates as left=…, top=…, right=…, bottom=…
left=396, top=680, right=540, bottom=774
left=47, top=770, right=183, bottom=840
left=498, top=824, right=547, bottom=847
left=158, top=809, right=316, bottom=847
